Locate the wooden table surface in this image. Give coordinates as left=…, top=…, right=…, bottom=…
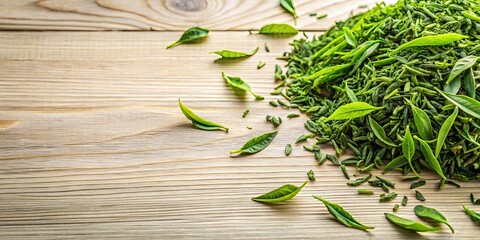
left=1, top=0, right=479, bottom=239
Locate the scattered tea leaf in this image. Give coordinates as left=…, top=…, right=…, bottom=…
left=414, top=205, right=454, bottom=233
left=313, top=195, right=375, bottom=230
left=178, top=99, right=228, bottom=131
left=222, top=72, right=264, bottom=100
left=385, top=213, right=440, bottom=232
left=259, top=24, right=298, bottom=37
left=252, top=181, right=307, bottom=203
left=230, top=131, right=278, bottom=155
left=167, top=27, right=209, bottom=49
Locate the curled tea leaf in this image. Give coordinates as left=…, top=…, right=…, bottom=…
left=178, top=99, right=228, bottom=131
left=230, top=131, right=278, bottom=155
left=211, top=47, right=259, bottom=59
left=252, top=181, right=307, bottom=203
left=167, top=27, right=209, bottom=49
left=385, top=213, right=440, bottom=232
left=222, top=72, right=264, bottom=100
left=414, top=205, right=454, bottom=233
left=463, top=205, right=480, bottom=222
left=313, top=195, right=375, bottom=230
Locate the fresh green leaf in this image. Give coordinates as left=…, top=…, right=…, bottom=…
left=325, top=102, right=384, bottom=122
left=464, top=68, right=476, bottom=98
left=211, top=47, right=259, bottom=59
left=259, top=24, right=298, bottom=37
left=280, top=0, right=297, bottom=19
left=414, top=205, right=454, bottom=233
left=368, top=116, right=397, bottom=147
left=435, top=107, right=458, bottom=157
left=446, top=56, right=478, bottom=84
left=414, top=136, right=447, bottom=180
left=385, top=213, right=440, bottom=232
left=436, top=89, right=480, bottom=119
left=252, top=181, right=307, bottom=203
left=222, top=72, right=264, bottom=100
left=345, top=82, right=358, bottom=102
left=295, top=133, right=315, bottom=143
left=166, top=27, right=209, bottom=49
left=313, top=195, right=375, bottom=230
left=390, top=33, right=468, bottom=55
left=350, top=42, right=379, bottom=74
left=343, top=27, right=357, bottom=47
left=407, top=100, right=433, bottom=140
left=444, top=77, right=461, bottom=94
left=402, top=125, right=421, bottom=178
left=230, top=131, right=278, bottom=154
left=178, top=99, right=228, bottom=131
left=383, top=156, right=408, bottom=173
left=463, top=205, right=480, bottom=222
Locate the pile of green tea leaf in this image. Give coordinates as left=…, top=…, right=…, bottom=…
left=283, top=0, right=480, bottom=182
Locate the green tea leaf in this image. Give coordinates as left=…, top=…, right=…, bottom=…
left=407, top=100, right=433, bottom=140
left=252, top=181, right=307, bottom=203
left=414, top=136, right=447, bottom=180
left=350, top=42, right=379, bottom=74
left=325, top=102, right=384, bottom=122
left=166, top=27, right=209, bottom=49
left=285, top=143, right=292, bottom=156
left=313, top=195, right=375, bottom=230
left=444, top=77, right=461, bottom=94
left=345, top=82, right=358, bottom=102
left=463, top=11, right=480, bottom=22
left=368, top=116, right=396, bottom=147
left=463, top=205, right=480, bottom=222
left=230, top=131, right=278, bottom=154
left=463, top=68, right=476, bottom=98
left=436, top=89, right=480, bottom=119
left=259, top=24, right=298, bottom=37
left=211, top=47, right=259, bottom=59
left=414, top=205, right=454, bottom=233
left=295, top=133, right=315, bottom=143
left=280, top=0, right=297, bottom=19
left=343, top=27, right=357, bottom=47
left=446, top=56, right=478, bottom=84
left=385, top=213, right=440, bottom=232
left=402, top=125, right=421, bottom=178
left=435, top=107, right=458, bottom=158
left=383, top=156, right=408, bottom=173
left=222, top=72, right=264, bottom=100
left=390, top=33, right=468, bottom=55
left=178, top=99, right=228, bottom=131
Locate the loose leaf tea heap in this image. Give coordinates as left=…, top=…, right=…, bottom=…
left=283, top=0, right=480, bottom=181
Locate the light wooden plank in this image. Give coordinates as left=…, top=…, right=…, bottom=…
left=0, top=0, right=396, bottom=31
left=0, top=32, right=478, bottom=239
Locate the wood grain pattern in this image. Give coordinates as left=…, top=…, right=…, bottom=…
left=0, top=0, right=396, bottom=31
left=1, top=31, right=480, bottom=239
